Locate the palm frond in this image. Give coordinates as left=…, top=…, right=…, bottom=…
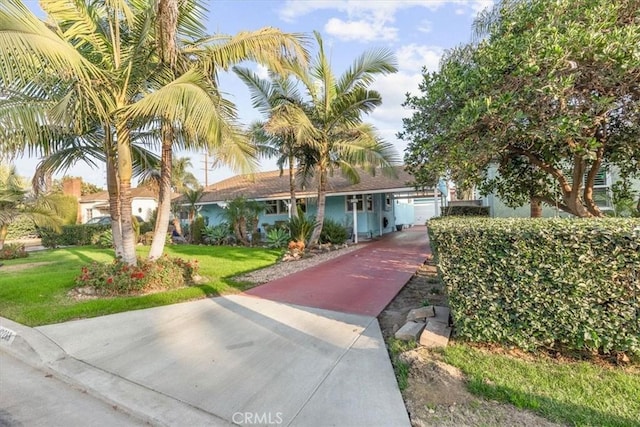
left=336, top=47, right=397, bottom=93
left=197, top=28, right=308, bottom=76
left=0, top=0, right=101, bottom=85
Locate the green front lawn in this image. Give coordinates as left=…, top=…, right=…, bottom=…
left=0, top=245, right=280, bottom=326
left=443, top=345, right=640, bottom=427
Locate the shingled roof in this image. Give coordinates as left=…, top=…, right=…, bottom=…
left=197, top=166, right=418, bottom=204
left=79, top=186, right=158, bottom=203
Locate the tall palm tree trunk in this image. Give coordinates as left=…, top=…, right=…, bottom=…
left=0, top=224, right=8, bottom=250
left=148, top=0, right=179, bottom=259
left=149, top=125, right=173, bottom=259
left=105, top=131, right=124, bottom=257
left=116, top=123, right=137, bottom=265
left=308, top=166, right=327, bottom=247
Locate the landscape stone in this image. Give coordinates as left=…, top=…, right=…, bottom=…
left=406, top=306, right=436, bottom=322
left=433, top=306, right=451, bottom=326
left=419, top=320, right=452, bottom=348
left=394, top=321, right=425, bottom=341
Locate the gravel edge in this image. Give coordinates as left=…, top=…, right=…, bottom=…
left=233, top=244, right=364, bottom=285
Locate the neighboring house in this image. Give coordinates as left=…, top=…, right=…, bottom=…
left=480, top=165, right=640, bottom=217
left=187, top=166, right=441, bottom=238
left=79, top=186, right=159, bottom=223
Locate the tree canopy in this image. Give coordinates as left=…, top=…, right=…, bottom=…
left=401, top=0, right=640, bottom=217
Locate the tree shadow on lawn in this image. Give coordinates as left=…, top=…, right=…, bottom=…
left=63, top=247, right=115, bottom=264
left=166, top=244, right=280, bottom=262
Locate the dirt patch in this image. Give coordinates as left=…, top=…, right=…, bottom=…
left=379, top=258, right=562, bottom=427
left=0, top=262, right=53, bottom=273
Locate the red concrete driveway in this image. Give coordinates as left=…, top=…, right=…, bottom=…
left=245, top=226, right=431, bottom=316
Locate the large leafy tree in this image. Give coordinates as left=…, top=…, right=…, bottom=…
left=266, top=32, right=399, bottom=246
left=402, top=0, right=640, bottom=217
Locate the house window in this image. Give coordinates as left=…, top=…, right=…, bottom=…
left=346, top=194, right=373, bottom=212
left=86, top=209, right=93, bottom=220
left=590, top=167, right=611, bottom=209
left=264, top=200, right=289, bottom=215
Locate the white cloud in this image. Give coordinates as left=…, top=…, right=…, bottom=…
left=370, top=71, right=423, bottom=125
left=324, top=18, right=398, bottom=42
left=255, top=64, right=270, bottom=80
left=396, top=44, right=444, bottom=73
left=469, top=0, right=494, bottom=14
left=278, top=1, right=492, bottom=22
left=279, top=1, right=493, bottom=42
left=279, top=0, right=340, bottom=22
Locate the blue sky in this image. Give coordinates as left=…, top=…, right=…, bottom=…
left=16, top=0, right=493, bottom=187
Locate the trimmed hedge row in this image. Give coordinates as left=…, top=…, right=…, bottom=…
left=441, top=205, right=490, bottom=216
left=428, top=217, right=640, bottom=356
left=40, top=224, right=110, bottom=248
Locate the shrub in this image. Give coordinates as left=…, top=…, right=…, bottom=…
left=288, top=210, right=317, bottom=245
left=203, top=223, right=231, bottom=245
left=49, top=193, right=79, bottom=225
left=320, top=218, right=348, bottom=244
left=429, top=217, right=640, bottom=357
left=94, top=229, right=113, bottom=248
left=75, top=255, right=199, bottom=296
left=191, top=217, right=206, bottom=244
left=6, top=216, right=38, bottom=240
left=139, top=220, right=153, bottom=235
left=40, top=224, right=110, bottom=248
left=266, top=227, right=290, bottom=248
left=441, top=205, right=490, bottom=216
left=0, top=243, right=28, bottom=260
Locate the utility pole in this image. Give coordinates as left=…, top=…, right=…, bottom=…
left=201, top=151, right=208, bottom=187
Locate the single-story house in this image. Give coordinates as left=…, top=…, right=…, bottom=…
left=79, top=186, right=159, bottom=223
left=479, top=165, right=640, bottom=218
left=187, top=166, right=442, bottom=238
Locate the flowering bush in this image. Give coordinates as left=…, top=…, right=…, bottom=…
left=75, top=255, right=199, bottom=296
left=0, top=243, right=29, bottom=260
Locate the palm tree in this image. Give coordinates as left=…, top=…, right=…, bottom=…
left=234, top=66, right=311, bottom=218
left=182, top=186, right=204, bottom=242
left=0, top=1, right=307, bottom=264
left=266, top=32, right=400, bottom=246
left=0, top=166, right=62, bottom=250
left=220, top=196, right=265, bottom=246
left=143, top=0, right=308, bottom=259
left=138, top=156, right=199, bottom=194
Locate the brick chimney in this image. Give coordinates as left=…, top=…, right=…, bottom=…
left=62, top=178, right=82, bottom=223
left=62, top=178, right=82, bottom=199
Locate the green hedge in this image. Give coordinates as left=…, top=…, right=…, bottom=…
left=428, top=217, right=640, bottom=356
left=441, top=205, right=490, bottom=216
left=6, top=217, right=38, bottom=239
left=40, top=224, right=110, bottom=248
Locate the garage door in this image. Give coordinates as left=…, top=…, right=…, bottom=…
left=414, top=201, right=437, bottom=225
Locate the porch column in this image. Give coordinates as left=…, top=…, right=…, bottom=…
left=349, top=197, right=359, bottom=244
left=379, top=194, right=383, bottom=236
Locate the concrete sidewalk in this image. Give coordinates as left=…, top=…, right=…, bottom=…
left=0, top=228, right=428, bottom=426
